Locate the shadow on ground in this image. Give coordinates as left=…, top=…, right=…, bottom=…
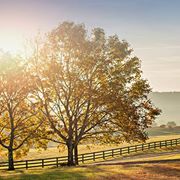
left=0, top=161, right=180, bottom=180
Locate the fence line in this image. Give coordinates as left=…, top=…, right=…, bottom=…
left=0, top=138, right=180, bottom=170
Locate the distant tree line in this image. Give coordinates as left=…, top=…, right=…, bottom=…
left=0, top=22, right=160, bottom=170
left=159, top=121, right=177, bottom=128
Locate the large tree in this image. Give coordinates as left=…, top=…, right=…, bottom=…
left=167, top=121, right=176, bottom=128
left=32, top=22, right=160, bottom=166
left=0, top=53, right=43, bottom=170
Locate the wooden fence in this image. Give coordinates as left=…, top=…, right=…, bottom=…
left=0, top=138, right=180, bottom=170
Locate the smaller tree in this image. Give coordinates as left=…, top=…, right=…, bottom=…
left=167, top=121, right=176, bottom=128
left=0, top=53, right=43, bottom=170
left=160, top=124, right=166, bottom=128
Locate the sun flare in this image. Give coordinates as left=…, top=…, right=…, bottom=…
left=0, top=31, right=24, bottom=54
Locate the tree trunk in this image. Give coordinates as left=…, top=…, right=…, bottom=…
left=74, top=144, right=79, bottom=165
left=8, top=148, right=15, bottom=170
left=67, top=142, right=74, bottom=166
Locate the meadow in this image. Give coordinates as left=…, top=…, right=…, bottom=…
left=18, top=129, right=180, bottom=161
left=1, top=128, right=180, bottom=162
left=0, top=129, right=180, bottom=179
left=0, top=157, right=179, bottom=180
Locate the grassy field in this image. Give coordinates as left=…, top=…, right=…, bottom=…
left=94, top=147, right=180, bottom=164
left=1, top=133, right=180, bottom=162
left=22, top=134, right=180, bottom=160
left=0, top=133, right=180, bottom=179
left=0, top=160, right=179, bottom=180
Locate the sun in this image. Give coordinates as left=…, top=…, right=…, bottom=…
left=0, top=30, right=24, bottom=54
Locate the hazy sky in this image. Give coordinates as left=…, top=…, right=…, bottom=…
left=0, top=0, right=180, bottom=92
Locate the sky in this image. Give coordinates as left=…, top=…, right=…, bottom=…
left=0, top=0, right=180, bottom=92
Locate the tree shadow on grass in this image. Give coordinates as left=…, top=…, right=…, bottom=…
left=0, top=169, right=26, bottom=180
left=90, top=174, right=135, bottom=180
left=143, top=164, right=180, bottom=179
left=20, top=171, right=86, bottom=180
left=3, top=166, right=133, bottom=180
left=0, top=168, right=87, bottom=180
left=0, top=166, right=117, bottom=180
left=85, top=165, right=135, bottom=180
left=4, top=163, right=179, bottom=180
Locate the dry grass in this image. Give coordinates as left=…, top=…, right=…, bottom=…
left=23, top=134, right=180, bottom=160
left=89, top=162, right=180, bottom=180
left=0, top=136, right=180, bottom=180
left=0, top=161, right=179, bottom=180
left=92, top=147, right=180, bottom=165
left=1, top=134, right=180, bottom=162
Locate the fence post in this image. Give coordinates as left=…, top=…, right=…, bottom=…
left=119, top=148, right=122, bottom=155
left=128, top=147, right=130, bottom=154
left=42, top=159, right=44, bottom=168
left=135, top=145, right=137, bottom=152
left=112, top=149, right=114, bottom=157
left=171, top=140, right=173, bottom=146
left=82, top=154, right=84, bottom=163
left=165, top=140, right=167, bottom=147
left=56, top=158, right=59, bottom=167
left=142, top=144, right=144, bottom=151
left=93, top=152, right=95, bottom=161
left=103, top=151, right=105, bottom=159
left=26, top=160, right=28, bottom=169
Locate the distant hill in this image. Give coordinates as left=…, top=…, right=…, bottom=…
left=147, top=127, right=180, bottom=136
left=150, top=92, right=180, bottom=125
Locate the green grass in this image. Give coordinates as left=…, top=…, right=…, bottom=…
left=0, top=135, right=180, bottom=179
left=0, top=160, right=179, bottom=180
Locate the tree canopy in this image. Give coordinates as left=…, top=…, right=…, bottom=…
left=0, top=53, right=43, bottom=170
left=30, top=22, right=161, bottom=165
left=0, top=22, right=161, bottom=169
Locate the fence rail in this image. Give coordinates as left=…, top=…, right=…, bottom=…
left=0, top=138, right=180, bottom=170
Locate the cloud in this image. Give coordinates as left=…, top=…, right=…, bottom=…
left=135, top=45, right=180, bottom=50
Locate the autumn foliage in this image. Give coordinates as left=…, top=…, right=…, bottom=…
left=0, top=22, right=161, bottom=169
